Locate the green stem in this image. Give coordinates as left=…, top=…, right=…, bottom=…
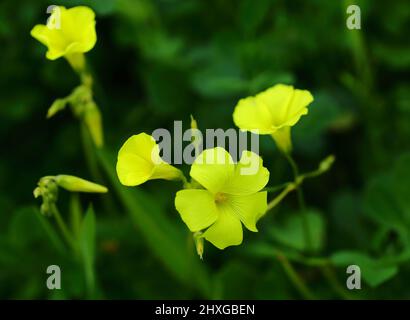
left=251, top=245, right=352, bottom=299
left=320, top=265, right=354, bottom=300
left=266, top=183, right=296, bottom=211
left=51, top=204, right=76, bottom=252
left=276, top=252, right=316, bottom=300
left=80, top=122, right=100, bottom=180
left=69, top=194, right=82, bottom=240
left=284, top=153, right=312, bottom=251
left=263, top=182, right=292, bottom=193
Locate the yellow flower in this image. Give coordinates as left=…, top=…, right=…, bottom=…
left=30, top=6, right=96, bottom=65
left=175, top=147, right=269, bottom=249
left=233, top=84, right=314, bottom=153
left=116, top=133, right=182, bottom=186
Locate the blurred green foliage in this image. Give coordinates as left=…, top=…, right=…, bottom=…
left=0, top=0, right=409, bottom=299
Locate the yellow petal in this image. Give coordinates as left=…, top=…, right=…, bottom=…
left=233, top=96, right=274, bottom=134
left=204, top=203, right=243, bottom=249
left=257, top=84, right=294, bottom=127
left=221, top=151, right=270, bottom=195
left=31, top=24, right=68, bottom=60
left=190, top=147, right=235, bottom=194
left=63, top=6, right=96, bottom=54
left=118, top=133, right=157, bottom=162
left=281, top=88, right=313, bottom=127
left=226, top=192, right=267, bottom=232
left=175, top=190, right=219, bottom=232
left=116, top=133, right=156, bottom=186
left=116, top=153, right=154, bottom=186
left=261, top=84, right=313, bottom=128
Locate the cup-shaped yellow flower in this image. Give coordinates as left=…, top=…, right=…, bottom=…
left=30, top=6, right=96, bottom=69
left=116, top=133, right=182, bottom=186
left=233, top=84, right=314, bottom=153
left=175, top=147, right=269, bottom=249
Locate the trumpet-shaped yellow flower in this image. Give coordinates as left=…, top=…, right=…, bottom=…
left=233, top=84, right=314, bottom=153
left=116, top=133, right=182, bottom=186
left=30, top=6, right=96, bottom=63
left=175, top=147, right=269, bottom=249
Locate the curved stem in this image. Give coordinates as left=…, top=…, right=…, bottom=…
left=51, top=204, right=76, bottom=252
left=266, top=183, right=296, bottom=211
left=276, top=252, right=316, bottom=300
left=320, top=265, right=354, bottom=300
left=284, top=152, right=312, bottom=251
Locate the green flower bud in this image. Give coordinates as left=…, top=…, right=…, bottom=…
left=83, top=101, right=104, bottom=148
left=34, top=176, right=59, bottom=215
left=55, top=175, right=108, bottom=193
left=319, top=155, right=336, bottom=173
left=193, top=232, right=204, bottom=260
left=190, top=114, right=198, bottom=130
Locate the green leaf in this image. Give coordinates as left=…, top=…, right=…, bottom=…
left=80, top=206, right=96, bottom=296
left=330, top=251, right=398, bottom=288
left=192, top=70, right=248, bottom=98
left=270, top=209, right=325, bottom=253
left=364, top=153, right=410, bottom=237
left=238, top=0, right=271, bottom=35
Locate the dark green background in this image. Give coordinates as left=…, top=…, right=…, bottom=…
left=0, top=0, right=409, bottom=299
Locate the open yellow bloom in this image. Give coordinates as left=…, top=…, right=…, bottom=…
left=30, top=6, right=96, bottom=65
left=175, top=147, right=269, bottom=249
left=116, top=133, right=182, bottom=186
left=233, top=84, right=314, bottom=153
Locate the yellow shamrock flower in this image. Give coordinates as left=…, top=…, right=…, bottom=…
left=116, top=133, right=182, bottom=186
left=30, top=6, right=96, bottom=68
left=233, top=84, right=314, bottom=153
left=175, top=147, right=269, bottom=249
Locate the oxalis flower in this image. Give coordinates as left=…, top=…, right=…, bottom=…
left=116, top=133, right=182, bottom=186
left=30, top=6, right=96, bottom=69
left=233, top=84, right=314, bottom=153
left=175, top=147, right=269, bottom=249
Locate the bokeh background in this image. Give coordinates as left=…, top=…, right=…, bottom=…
left=1, top=0, right=409, bottom=299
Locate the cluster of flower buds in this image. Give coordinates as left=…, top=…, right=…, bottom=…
left=34, top=175, right=108, bottom=215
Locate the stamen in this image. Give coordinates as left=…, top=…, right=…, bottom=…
left=215, top=192, right=228, bottom=204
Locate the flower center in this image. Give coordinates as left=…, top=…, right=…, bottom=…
left=215, top=192, right=228, bottom=204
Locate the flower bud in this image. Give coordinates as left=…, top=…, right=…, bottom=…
left=319, top=155, right=335, bottom=173
left=34, top=176, right=59, bottom=215
left=83, top=101, right=104, bottom=148
left=55, top=175, right=108, bottom=193
left=190, top=114, right=198, bottom=130
left=193, top=232, right=204, bottom=260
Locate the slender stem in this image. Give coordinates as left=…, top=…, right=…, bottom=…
left=263, top=182, right=292, bottom=193
left=180, top=173, right=190, bottom=189
left=284, top=152, right=312, bottom=251
left=51, top=204, right=76, bottom=252
left=320, top=265, right=354, bottom=300
left=267, top=183, right=296, bottom=211
left=69, top=194, right=82, bottom=240
left=281, top=154, right=350, bottom=299
left=276, top=252, right=316, bottom=300
left=80, top=122, right=100, bottom=180
left=256, top=246, right=352, bottom=300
